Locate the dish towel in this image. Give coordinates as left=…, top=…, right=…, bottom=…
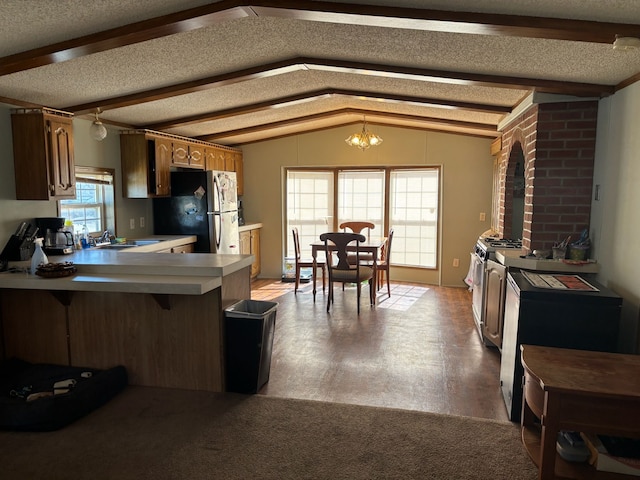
left=464, top=252, right=479, bottom=290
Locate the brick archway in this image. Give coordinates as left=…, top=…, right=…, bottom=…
left=497, top=100, right=597, bottom=251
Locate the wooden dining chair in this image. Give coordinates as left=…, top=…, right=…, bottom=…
left=292, top=227, right=326, bottom=296
left=339, top=221, right=375, bottom=263
left=320, top=232, right=374, bottom=314
left=339, top=221, right=374, bottom=240
left=376, top=228, right=394, bottom=297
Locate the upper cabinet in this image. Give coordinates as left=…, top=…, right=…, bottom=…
left=11, top=108, right=76, bottom=200
left=121, top=132, right=172, bottom=198
left=205, top=146, right=244, bottom=196
left=172, top=139, right=205, bottom=169
left=121, top=129, right=242, bottom=198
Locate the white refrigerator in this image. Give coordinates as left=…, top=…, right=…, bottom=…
left=209, top=170, right=240, bottom=254
left=152, top=170, right=240, bottom=254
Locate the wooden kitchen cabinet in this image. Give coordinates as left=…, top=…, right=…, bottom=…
left=172, top=139, right=205, bottom=169
left=205, top=147, right=226, bottom=171
left=122, top=129, right=242, bottom=198
left=157, top=243, right=195, bottom=253
left=483, top=259, right=506, bottom=349
left=233, top=151, right=244, bottom=196
left=204, top=147, right=244, bottom=195
left=121, top=132, right=172, bottom=197
left=240, top=227, right=261, bottom=279
left=11, top=108, right=76, bottom=200
left=250, top=228, right=260, bottom=278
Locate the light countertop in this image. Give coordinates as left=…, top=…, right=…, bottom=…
left=239, top=222, right=262, bottom=232
left=495, top=249, right=600, bottom=273
left=0, top=235, right=253, bottom=295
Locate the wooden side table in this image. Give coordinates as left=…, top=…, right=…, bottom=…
left=520, top=344, right=640, bottom=479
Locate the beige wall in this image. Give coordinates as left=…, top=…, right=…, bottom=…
left=0, top=104, right=153, bottom=245
left=591, top=82, right=640, bottom=352
left=241, top=124, right=494, bottom=287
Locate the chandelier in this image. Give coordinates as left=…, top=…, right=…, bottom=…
left=89, top=108, right=108, bottom=141
left=345, top=118, right=383, bottom=150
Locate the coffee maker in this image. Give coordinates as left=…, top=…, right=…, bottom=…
left=35, top=217, right=74, bottom=255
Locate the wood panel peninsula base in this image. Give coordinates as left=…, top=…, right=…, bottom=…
left=520, top=344, right=640, bottom=480
left=0, top=247, right=253, bottom=392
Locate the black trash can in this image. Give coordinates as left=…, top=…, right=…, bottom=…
left=224, top=300, right=278, bottom=394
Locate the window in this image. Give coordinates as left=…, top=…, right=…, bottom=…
left=389, top=169, right=439, bottom=268
left=285, top=167, right=440, bottom=269
left=59, top=167, right=115, bottom=236
left=337, top=170, right=384, bottom=233
left=286, top=170, right=334, bottom=257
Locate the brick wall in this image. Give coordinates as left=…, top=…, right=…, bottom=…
left=498, top=100, right=598, bottom=251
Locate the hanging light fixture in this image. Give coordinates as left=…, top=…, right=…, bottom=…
left=89, top=108, right=108, bottom=141
left=345, top=117, right=383, bottom=150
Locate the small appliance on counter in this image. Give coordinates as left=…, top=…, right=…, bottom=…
left=35, top=217, right=74, bottom=255
left=0, top=221, right=38, bottom=263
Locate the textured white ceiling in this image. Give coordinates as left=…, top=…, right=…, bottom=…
left=1, top=0, right=640, bottom=145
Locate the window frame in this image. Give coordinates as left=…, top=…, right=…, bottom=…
left=285, top=165, right=441, bottom=270
left=58, top=166, right=116, bottom=237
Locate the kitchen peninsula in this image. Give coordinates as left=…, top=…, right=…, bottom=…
left=0, top=237, right=253, bottom=392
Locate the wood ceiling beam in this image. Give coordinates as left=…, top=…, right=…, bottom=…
left=250, top=1, right=640, bottom=43
left=0, top=3, right=253, bottom=76
left=64, top=56, right=610, bottom=116
left=3, top=1, right=639, bottom=77
left=144, top=88, right=510, bottom=131
left=199, top=107, right=498, bottom=142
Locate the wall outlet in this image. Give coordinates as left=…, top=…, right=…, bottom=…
left=453, top=258, right=460, bottom=267
left=139, top=216, right=145, bottom=228
left=479, top=212, right=486, bottom=222
left=130, top=218, right=135, bottom=229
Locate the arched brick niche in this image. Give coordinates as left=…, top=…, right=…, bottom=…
left=497, top=100, right=598, bottom=251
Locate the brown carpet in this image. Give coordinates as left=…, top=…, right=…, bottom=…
left=0, top=386, right=538, bottom=479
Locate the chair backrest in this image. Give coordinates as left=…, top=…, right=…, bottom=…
left=292, top=227, right=302, bottom=261
left=383, top=228, right=394, bottom=262
left=339, top=221, right=374, bottom=241
left=320, top=232, right=365, bottom=272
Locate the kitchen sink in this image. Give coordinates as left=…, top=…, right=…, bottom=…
left=97, top=239, right=161, bottom=249
left=128, top=240, right=161, bottom=245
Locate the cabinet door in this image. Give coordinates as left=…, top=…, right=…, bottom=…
left=483, top=260, right=506, bottom=348
left=204, top=148, right=216, bottom=170
left=215, top=149, right=226, bottom=171
left=239, top=230, right=251, bottom=255
left=234, top=151, right=244, bottom=196
left=250, top=229, right=261, bottom=278
left=189, top=144, right=204, bottom=169
left=172, top=140, right=190, bottom=166
left=172, top=243, right=194, bottom=253
left=154, top=138, right=172, bottom=196
left=224, top=151, right=235, bottom=172
left=47, top=116, right=76, bottom=198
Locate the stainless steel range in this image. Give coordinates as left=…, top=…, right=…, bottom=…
left=471, top=236, right=522, bottom=346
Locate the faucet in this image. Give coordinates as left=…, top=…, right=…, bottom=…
left=99, top=230, right=114, bottom=244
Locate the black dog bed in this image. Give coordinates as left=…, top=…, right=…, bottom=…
left=0, top=358, right=127, bottom=431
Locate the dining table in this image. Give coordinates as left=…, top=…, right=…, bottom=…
left=310, top=235, right=388, bottom=304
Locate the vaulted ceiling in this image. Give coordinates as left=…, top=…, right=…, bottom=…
left=2, top=0, right=640, bottom=146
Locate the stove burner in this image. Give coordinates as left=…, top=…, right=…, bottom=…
left=475, top=237, right=523, bottom=260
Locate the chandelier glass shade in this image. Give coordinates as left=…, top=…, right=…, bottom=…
left=89, top=109, right=108, bottom=141
left=345, top=120, right=383, bottom=150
